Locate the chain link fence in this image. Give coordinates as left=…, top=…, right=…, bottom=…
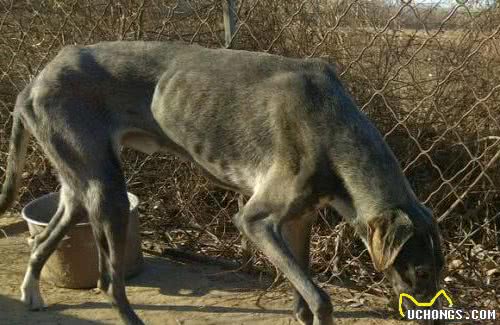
left=1, top=0, right=499, bottom=315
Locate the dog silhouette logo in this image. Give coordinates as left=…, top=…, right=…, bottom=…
left=399, top=289, right=454, bottom=317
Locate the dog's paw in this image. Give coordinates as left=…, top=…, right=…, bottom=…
left=20, top=287, right=47, bottom=310
left=295, top=310, right=314, bottom=325
left=20, top=275, right=46, bottom=310
left=312, top=316, right=335, bottom=325
left=295, top=316, right=313, bottom=325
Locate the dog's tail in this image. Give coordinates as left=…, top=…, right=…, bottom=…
left=0, top=93, right=30, bottom=216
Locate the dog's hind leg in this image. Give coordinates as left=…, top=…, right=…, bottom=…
left=19, top=94, right=142, bottom=323
left=83, top=158, right=142, bottom=325
left=21, top=185, right=82, bottom=310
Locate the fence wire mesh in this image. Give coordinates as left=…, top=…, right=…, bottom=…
left=1, top=0, right=499, bottom=314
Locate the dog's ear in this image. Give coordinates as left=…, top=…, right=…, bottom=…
left=366, top=210, right=414, bottom=272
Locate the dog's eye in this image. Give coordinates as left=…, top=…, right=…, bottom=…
left=415, top=268, right=430, bottom=279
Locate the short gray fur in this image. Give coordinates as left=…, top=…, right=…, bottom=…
left=0, top=41, right=444, bottom=325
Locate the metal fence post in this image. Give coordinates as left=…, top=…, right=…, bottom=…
left=222, top=0, right=237, bottom=48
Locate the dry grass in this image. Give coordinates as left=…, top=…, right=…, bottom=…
left=0, top=0, right=498, bottom=315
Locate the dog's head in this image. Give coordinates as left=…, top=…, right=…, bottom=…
left=363, top=206, right=444, bottom=323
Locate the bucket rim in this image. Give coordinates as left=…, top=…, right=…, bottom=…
left=22, top=192, right=139, bottom=227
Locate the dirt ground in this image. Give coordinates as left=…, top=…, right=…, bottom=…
left=0, top=216, right=411, bottom=325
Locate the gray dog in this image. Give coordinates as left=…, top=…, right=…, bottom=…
left=0, top=41, right=444, bottom=325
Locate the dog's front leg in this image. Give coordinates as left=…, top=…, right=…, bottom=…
left=282, top=215, right=315, bottom=325
left=237, top=195, right=254, bottom=269
left=233, top=200, right=333, bottom=325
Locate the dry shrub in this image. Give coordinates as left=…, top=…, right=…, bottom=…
left=1, top=0, right=498, bottom=316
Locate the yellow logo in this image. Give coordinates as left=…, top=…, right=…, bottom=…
left=399, top=290, right=454, bottom=317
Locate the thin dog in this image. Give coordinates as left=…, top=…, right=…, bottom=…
left=0, top=41, right=444, bottom=325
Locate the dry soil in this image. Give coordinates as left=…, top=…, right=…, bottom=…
left=0, top=215, right=411, bottom=325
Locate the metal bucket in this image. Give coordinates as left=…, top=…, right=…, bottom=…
left=22, top=192, right=143, bottom=289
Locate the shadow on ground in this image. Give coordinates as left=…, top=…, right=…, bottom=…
left=0, top=219, right=404, bottom=324
left=52, top=255, right=390, bottom=320
left=0, top=295, right=101, bottom=324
